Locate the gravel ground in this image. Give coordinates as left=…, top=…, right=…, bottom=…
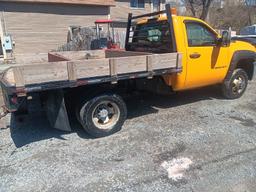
left=0, top=79, right=256, bottom=192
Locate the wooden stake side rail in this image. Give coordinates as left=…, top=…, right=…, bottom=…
left=2, top=50, right=182, bottom=95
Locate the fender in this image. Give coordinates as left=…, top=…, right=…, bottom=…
left=225, top=50, right=256, bottom=81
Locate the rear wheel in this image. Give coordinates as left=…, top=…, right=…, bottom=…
left=78, top=93, right=127, bottom=138
left=222, top=68, right=248, bottom=99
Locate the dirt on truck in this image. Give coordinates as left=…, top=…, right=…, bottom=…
left=0, top=4, right=255, bottom=138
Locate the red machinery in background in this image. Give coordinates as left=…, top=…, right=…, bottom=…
left=91, top=19, right=120, bottom=50
left=64, top=19, right=121, bottom=51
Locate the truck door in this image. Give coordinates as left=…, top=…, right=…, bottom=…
left=183, top=20, right=228, bottom=89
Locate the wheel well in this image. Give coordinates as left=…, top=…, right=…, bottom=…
left=236, top=58, right=254, bottom=80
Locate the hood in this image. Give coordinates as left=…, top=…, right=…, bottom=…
left=232, top=36, right=256, bottom=46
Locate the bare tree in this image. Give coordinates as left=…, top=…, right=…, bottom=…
left=209, top=0, right=256, bottom=32
left=182, top=0, right=214, bottom=20
left=244, top=0, right=254, bottom=25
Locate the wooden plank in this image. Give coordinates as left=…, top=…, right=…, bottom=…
left=109, top=58, right=117, bottom=76
left=5, top=52, right=181, bottom=86
left=67, top=61, right=77, bottom=81
left=13, top=67, right=25, bottom=87
left=2, top=68, right=15, bottom=85
left=14, top=50, right=105, bottom=64
left=75, top=58, right=109, bottom=79
left=105, top=50, right=152, bottom=58
left=48, top=52, right=69, bottom=62
left=114, top=55, right=147, bottom=74
left=51, top=50, right=106, bottom=61
left=146, top=55, right=153, bottom=79
left=151, top=53, right=178, bottom=70
left=109, top=58, right=117, bottom=84
left=20, top=61, right=68, bottom=84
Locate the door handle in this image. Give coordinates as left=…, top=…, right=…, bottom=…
left=190, top=53, right=201, bottom=59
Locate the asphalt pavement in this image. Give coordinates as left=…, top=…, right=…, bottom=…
left=0, top=80, right=256, bottom=192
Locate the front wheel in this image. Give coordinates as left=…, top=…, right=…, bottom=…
left=78, top=93, right=127, bottom=138
left=222, top=68, right=248, bottom=99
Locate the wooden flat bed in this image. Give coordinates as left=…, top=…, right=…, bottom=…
left=1, top=50, right=182, bottom=95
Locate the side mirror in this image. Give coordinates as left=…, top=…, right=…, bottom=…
left=220, top=28, right=232, bottom=47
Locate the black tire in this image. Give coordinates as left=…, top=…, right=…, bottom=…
left=222, top=68, right=248, bottom=99
left=78, top=93, right=127, bottom=138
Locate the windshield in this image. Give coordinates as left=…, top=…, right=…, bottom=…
left=128, top=20, right=173, bottom=53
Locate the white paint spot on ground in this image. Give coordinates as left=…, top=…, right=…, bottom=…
left=161, top=157, right=193, bottom=181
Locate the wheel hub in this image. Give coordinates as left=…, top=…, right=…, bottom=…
left=98, top=108, right=109, bottom=121
left=92, top=101, right=120, bottom=130
left=232, top=76, right=245, bottom=94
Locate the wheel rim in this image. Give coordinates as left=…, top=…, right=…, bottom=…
left=231, top=75, right=246, bottom=95
left=92, top=101, right=120, bottom=130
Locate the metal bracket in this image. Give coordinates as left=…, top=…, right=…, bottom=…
left=0, top=12, right=14, bottom=62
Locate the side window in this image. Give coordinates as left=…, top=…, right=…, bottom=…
left=186, top=22, right=216, bottom=46
left=130, top=0, right=145, bottom=8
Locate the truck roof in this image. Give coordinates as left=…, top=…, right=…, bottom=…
left=136, top=15, right=206, bottom=25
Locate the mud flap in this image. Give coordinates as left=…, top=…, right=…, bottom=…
left=45, top=90, right=71, bottom=131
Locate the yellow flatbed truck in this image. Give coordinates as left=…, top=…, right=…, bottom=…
left=0, top=4, right=255, bottom=137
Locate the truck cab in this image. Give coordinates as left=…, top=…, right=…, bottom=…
left=126, top=7, right=255, bottom=98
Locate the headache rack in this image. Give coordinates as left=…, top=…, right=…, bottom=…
left=125, top=4, right=177, bottom=53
